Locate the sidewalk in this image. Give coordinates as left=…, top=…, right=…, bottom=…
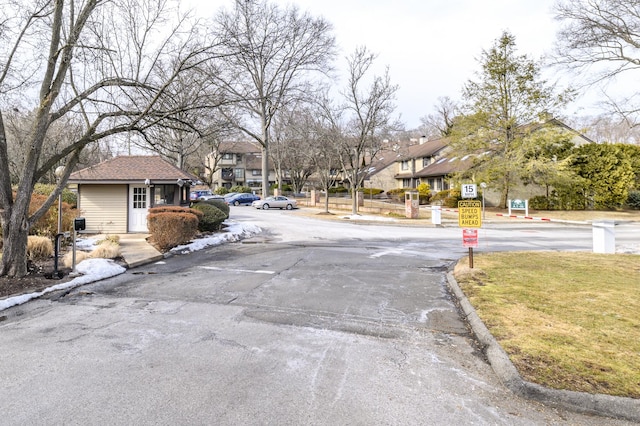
left=116, top=234, right=164, bottom=268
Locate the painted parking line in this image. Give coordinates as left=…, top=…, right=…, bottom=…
left=199, top=266, right=275, bottom=274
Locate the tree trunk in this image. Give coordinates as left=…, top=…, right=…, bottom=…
left=261, top=146, right=269, bottom=198
left=324, top=191, right=330, bottom=213
left=1, top=216, right=29, bottom=278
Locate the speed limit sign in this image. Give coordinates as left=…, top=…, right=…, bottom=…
left=462, top=184, right=477, bottom=198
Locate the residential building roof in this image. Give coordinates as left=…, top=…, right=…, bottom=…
left=68, top=155, right=197, bottom=183
left=398, top=138, right=448, bottom=161
left=218, top=141, right=262, bottom=154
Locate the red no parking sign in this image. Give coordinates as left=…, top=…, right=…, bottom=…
left=462, top=228, right=478, bottom=248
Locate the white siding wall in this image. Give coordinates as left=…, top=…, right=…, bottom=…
left=77, top=185, right=128, bottom=234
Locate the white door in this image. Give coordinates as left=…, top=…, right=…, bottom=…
left=129, top=185, right=149, bottom=232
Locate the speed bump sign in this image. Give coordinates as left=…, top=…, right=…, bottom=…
left=458, top=200, right=482, bottom=228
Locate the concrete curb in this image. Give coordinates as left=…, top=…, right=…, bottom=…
left=445, top=271, right=640, bottom=423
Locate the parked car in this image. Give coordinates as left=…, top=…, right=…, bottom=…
left=198, top=193, right=225, bottom=201
left=252, top=196, right=297, bottom=210
left=222, top=192, right=238, bottom=200
left=225, top=193, right=260, bottom=206
left=190, top=189, right=213, bottom=201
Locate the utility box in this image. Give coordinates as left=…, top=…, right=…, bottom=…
left=592, top=220, right=616, bottom=254
left=431, top=205, right=441, bottom=225
left=405, top=191, right=419, bottom=219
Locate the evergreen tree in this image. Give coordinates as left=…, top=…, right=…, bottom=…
left=450, top=31, right=570, bottom=208
left=570, top=144, right=635, bottom=209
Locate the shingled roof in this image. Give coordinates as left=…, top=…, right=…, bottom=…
left=68, top=155, right=197, bottom=183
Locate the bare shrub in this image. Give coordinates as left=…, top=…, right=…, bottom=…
left=90, top=242, right=121, bottom=259
left=27, top=236, right=53, bottom=261
left=147, top=210, right=199, bottom=251
left=62, top=250, right=91, bottom=268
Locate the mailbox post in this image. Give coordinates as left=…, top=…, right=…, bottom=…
left=72, top=217, right=86, bottom=273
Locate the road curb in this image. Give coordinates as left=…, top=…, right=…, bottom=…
left=445, top=270, right=640, bottom=423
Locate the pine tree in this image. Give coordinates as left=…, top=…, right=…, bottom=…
left=450, top=31, right=570, bottom=208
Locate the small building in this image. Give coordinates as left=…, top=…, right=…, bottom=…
left=68, top=156, right=198, bottom=234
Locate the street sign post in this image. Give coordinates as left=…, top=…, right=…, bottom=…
left=458, top=200, right=482, bottom=228
left=461, top=184, right=477, bottom=198
left=458, top=200, right=482, bottom=268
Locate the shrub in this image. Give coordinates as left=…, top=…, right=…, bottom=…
left=627, top=190, right=640, bottom=210
left=27, top=236, right=53, bottom=261
left=529, top=195, right=550, bottom=210
left=33, top=183, right=77, bottom=208
left=386, top=188, right=413, bottom=202
left=214, top=187, right=229, bottom=195
left=417, top=183, right=431, bottom=204
left=201, top=199, right=230, bottom=218
left=271, top=183, right=292, bottom=192
left=230, top=185, right=252, bottom=194
left=328, top=186, right=348, bottom=194
left=147, top=207, right=200, bottom=251
left=90, top=242, right=121, bottom=259
left=362, top=187, right=384, bottom=196
left=97, top=234, right=120, bottom=245
left=430, top=189, right=462, bottom=207
left=63, top=250, right=90, bottom=268
left=192, top=203, right=227, bottom=232
left=27, top=192, right=76, bottom=238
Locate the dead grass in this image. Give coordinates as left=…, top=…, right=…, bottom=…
left=89, top=241, right=121, bottom=259
left=27, top=236, right=54, bottom=261
left=454, top=252, right=640, bottom=398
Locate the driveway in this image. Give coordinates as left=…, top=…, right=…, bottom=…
left=0, top=208, right=636, bottom=425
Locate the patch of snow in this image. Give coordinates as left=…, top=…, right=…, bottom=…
left=341, top=214, right=398, bottom=222
left=170, top=221, right=261, bottom=254
left=1, top=220, right=261, bottom=312
left=0, top=259, right=125, bottom=312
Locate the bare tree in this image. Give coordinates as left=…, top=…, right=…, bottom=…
left=269, top=103, right=317, bottom=194
left=131, top=66, right=231, bottom=172
left=209, top=0, right=336, bottom=197
left=554, top=0, right=640, bottom=122
left=308, top=96, right=344, bottom=213
left=0, top=0, right=219, bottom=278
left=419, top=96, right=459, bottom=138
left=339, top=47, right=400, bottom=214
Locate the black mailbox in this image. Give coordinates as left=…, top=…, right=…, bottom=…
left=74, top=217, right=86, bottom=231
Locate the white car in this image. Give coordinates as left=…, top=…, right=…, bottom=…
left=252, top=196, right=297, bottom=210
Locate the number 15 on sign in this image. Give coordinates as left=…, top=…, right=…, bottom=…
left=462, top=184, right=477, bottom=198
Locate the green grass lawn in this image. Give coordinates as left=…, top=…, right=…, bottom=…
left=454, top=251, right=640, bottom=398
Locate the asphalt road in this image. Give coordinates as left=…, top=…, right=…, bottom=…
left=0, top=207, right=637, bottom=425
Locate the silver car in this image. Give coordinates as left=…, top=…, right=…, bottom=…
left=252, top=196, right=297, bottom=210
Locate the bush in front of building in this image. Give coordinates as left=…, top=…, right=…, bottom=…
left=147, top=206, right=202, bottom=251
left=27, top=192, right=76, bottom=238
left=192, top=203, right=227, bottom=232
left=386, top=187, right=412, bottom=202
left=33, top=183, right=77, bottom=208
left=230, top=185, right=252, bottom=194
left=328, top=186, right=348, bottom=194
left=201, top=199, right=230, bottom=218
left=430, top=188, right=462, bottom=208
left=362, top=187, right=384, bottom=196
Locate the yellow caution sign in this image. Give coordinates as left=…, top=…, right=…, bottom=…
left=458, top=200, right=482, bottom=228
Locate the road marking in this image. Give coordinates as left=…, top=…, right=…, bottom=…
left=199, top=266, right=275, bottom=274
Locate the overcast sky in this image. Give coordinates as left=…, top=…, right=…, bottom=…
left=192, top=0, right=604, bottom=130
